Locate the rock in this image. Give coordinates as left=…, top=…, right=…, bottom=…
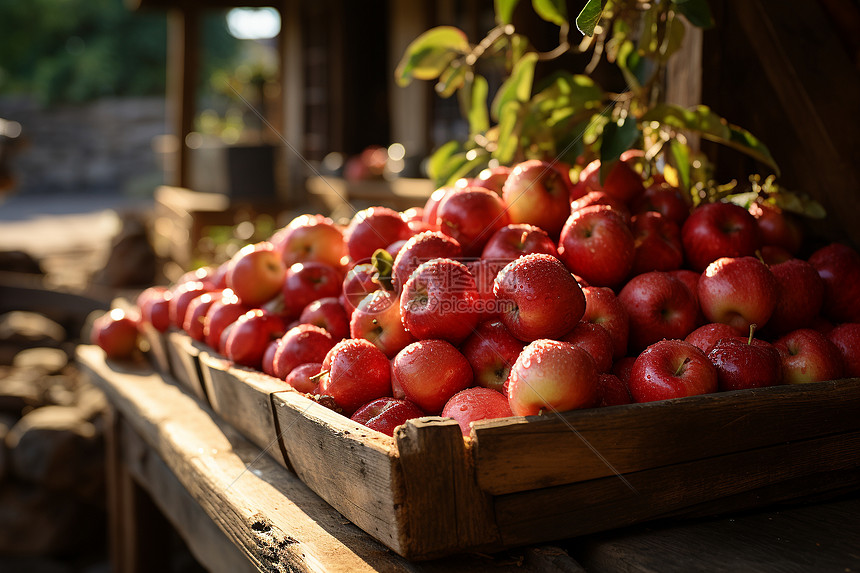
left=5, top=406, right=104, bottom=502
left=0, top=250, right=44, bottom=274
left=73, top=384, right=107, bottom=421
left=0, top=483, right=104, bottom=556
left=0, top=373, right=44, bottom=413
left=0, top=311, right=66, bottom=344
left=12, top=347, right=69, bottom=374
left=92, top=213, right=157, bottom=288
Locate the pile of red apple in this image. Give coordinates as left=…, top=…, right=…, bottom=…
left=93, top=152, right=860, bottom=437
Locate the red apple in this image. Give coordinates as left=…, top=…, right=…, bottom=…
left=400, top=207, right=424, bottom=224
left=183, top=290, right=222, bottom=342
left=494, top=253, right=586, bottom=342
left=91, top=308, right=139, bottom=359
left=707, top=328, right=783, bottom=391
left=481, top=223, right=559, bottom=264
left=570, top=191, right=631, bottom=223
left=203, top=290, right=252, bottom=351
left=681, top=202, right=760, bottom=272
left=345, top=206, right=412, bottom=263
left=472, top=165, right=511, bottom=196
left=685, top=322, right=743, bottom=354
left=577, top=152, right=646, bottom=204
left=273, top=324, right=335, bottom=380
left=169, top=281, right=211, bottom=329
left=629, top=211, right=684, bottom=275
left=697, top=256, right=778, bottom=332
left=280, top=262, right=343, bottom=319
left=506, top=339, right=599, bottom=416
left=441, top=387, right=513, bottom=436
left=318, top=339, right=392, bottom=416
left=501, top=160, right=574, bottom=239
left=459, top=320, right=526, bottom=393
left=271, top=214, right=347, bottom=269
left=759, top=245, right=793, bottom=265
left=669, top=268, right=705, bottom=326
left=224, top=309, right=287, bottom=369
left=226, top=242, right=286, bottom=307
left=618, top=271, right=699, bottom=353
left=630, top=182, right=690, bottom=227
left=466, top=258, right=508, bottom=322
left=596, top=373, right=632, bottom=407
left=392, top=340, right=473, bottom=414
left=748, top=201, right=803, bottom=255
left=764, top=258, right=825, bottom=336
left=399, top=258, right=480, bottom=344
left=629, top=339, right=718, bottom=402
left=581, top=286, right=629, bottom=359
left=285, top=362, right=323, bottom=394
left=341, top=263, right=379, bottom=315
left=809, top=243, right=860, bottom=323
left=611, top=356, right=636, bottom=389
left=350, top=289, right=417, bottom=358
left=827, top=323, right=860, bottom=378
left=560, top=322, right=614, bottom=373
left=558, top=205, right=635, bottom=288
left=137, top=286, right=172, bottom=333
left=774, top=328, right=844, bottom=384
left=350, top=397, right=425, bottom=436
left=299, top=297, right=350, bottom=341
left=391, top=231, right=462, bottom=293
left=423, top=187, right=455, bottom=228
left=436, top=187, right=511, bottom=256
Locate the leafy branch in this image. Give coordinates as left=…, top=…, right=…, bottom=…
left=397, top=0, right=799, bottom=211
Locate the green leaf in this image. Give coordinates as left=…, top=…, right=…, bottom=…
left=617, top=39, right=643, bottom=89
left=371, top=249, right=394, bottom=290
left=495, top=0, right=520, bottom=25
left=660, top=12, right=686, bottom=62
left=643, top=104, right=780, bottom=175
left=532, top=0, right=567, bottom=26
left=673, top=0, right=715, bottom=28
left=436, top=63, right=467, bottom=98
left=493, top=100, right=522, bottom=164
left=600, top=116, right=639, bottom=181
left=576, top=0, right=607, bottom=36
left=667, top=138, right=691, bottom=191
left=467, top=74, right=490, bottom=135
left=395, top=27, right=470, bottom=87
left=771, top=191, right=827, bottom=219
left=491, top=51, right=538, bottom=121
left=445, top=150, right=492, bottom=186
left=427, top=141, right=463, bottom=185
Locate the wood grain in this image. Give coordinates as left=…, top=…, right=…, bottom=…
left=471, top=379, right=860, bottom=495
left=270, top=390, right=405, bottom=555
left=394, top=418, right=501, bottom=559
left=165, top=331, right=208, bottom=403
left=493, top=429, right=860, bottom=547
left=198, top=349, right=289, bottom=469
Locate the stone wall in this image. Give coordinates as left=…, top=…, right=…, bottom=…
left=0, top=96, right=166, bottom=197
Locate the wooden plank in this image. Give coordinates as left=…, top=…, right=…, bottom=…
left=575, top=493, right=860, bottom=572
left=139, top=321, right=172, bottom=378
left=270, top=390, right=405, bottom=555
left=165, top=331, right=209, bottom=403
left=471, top=379, right=860, bottom=495
left=197, top=350, right=289, bottom=469
left=76, top=344, right=414, bottom=572
left=394, top=418, right=501, bottom=559
left=119, top=418, right=257, bottom=573
left=493, top=430, right=860, bottom=547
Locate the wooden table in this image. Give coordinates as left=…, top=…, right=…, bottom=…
left=76, top=345, right=860, bottom=573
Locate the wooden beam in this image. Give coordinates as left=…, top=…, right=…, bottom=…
left=166, top=8, right=200, bottom=188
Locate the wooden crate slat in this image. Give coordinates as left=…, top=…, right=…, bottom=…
left=271, top=390, right=405, bottom=554
left=492, top=429, right=860, bottom=547
left=394, top=418, right=501, bottom=559
left=197, top=350, right=289, bottom=469
left=471, top=379, right=860, bottom=495
left=165, top=331, right=209, bottom=403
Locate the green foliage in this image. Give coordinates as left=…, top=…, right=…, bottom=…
left=0, top=0, right=239, bottom=105
left=398, top=0, right=798, bottom=213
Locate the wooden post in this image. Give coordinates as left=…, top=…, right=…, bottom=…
left=166, top=8, right=200, bottom=189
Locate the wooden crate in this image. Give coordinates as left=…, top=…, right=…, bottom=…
left=168, top=334, right=860, bottom=560
left=164, top=331, right=209, bottom=404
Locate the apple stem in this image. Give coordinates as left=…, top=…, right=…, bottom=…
left=748, top=323, right=757, bottom=345
left=674, top=356, right=691, bottom=377
left=309, top=369, right=329, bottom=383
left=754, top=249, right=766, bottom=265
